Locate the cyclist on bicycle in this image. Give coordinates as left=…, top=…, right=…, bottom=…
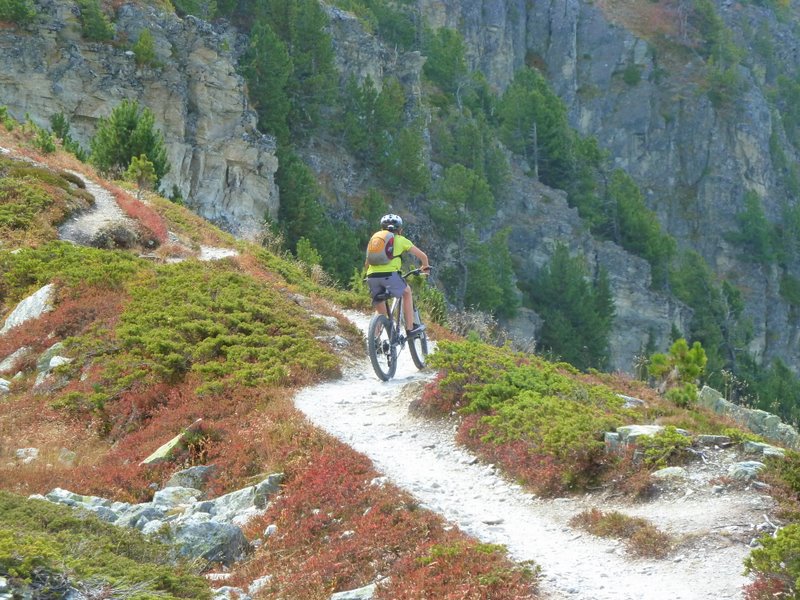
left=364, top=214, right=430, bottom=337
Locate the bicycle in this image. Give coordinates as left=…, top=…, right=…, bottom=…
left=366, top=268, right=430, bottom=381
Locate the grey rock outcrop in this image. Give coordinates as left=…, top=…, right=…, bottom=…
left=330, top=584, right=378, bottom=600
left=698, top=386, right=800, bottom=449
left=0, top=1, right=278, bottom=238
left=0, top=284, right=55, bottom=336
left=38, top=472, right=283, bottom=566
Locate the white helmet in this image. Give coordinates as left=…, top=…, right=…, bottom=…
left=380, top=213, right=403, bottom=232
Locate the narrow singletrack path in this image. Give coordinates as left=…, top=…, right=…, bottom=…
left=294, top=311, right=761, bottom=600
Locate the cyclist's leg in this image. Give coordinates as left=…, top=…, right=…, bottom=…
left=402, top=285, right=415, bottom=333
left=367, top=277, right=391, bottom=316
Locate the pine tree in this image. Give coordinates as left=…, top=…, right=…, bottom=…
left=523, top=244, right=614, bottom=370
left=240, top=18, right=292, bottom=144
left=431, top=165, right=494, bottom=307
left=124, top=154, right=157, bottom=199
left=0, top=0, right=36, bottom=25
left=77, top=0, right=113, bottom=41
left=90, top=100, right=169, bottom=185
left=257, top=0, right=336, bottom=133
left=725, top=190, right=775, bottom=264
left=133, top=29, right=157, bottom=66
left=422, top=27, right=468, bottom=94
left=275, top=148, right=324, bottom=251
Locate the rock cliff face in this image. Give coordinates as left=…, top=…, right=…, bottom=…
left=0, top=0, right=278, bottom=237
left=419, top=0, right=800, bottom=371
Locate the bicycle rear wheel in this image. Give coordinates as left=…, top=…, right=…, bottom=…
left=408, top=327, right=429, bottom=370
left=368, top=313, right=397, bottom=381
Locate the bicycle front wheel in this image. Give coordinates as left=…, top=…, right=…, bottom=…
left=367, top=313, right=397, bottom=381
left=408, top=328, right=429, bottom=370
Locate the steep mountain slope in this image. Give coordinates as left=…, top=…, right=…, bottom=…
left=296, top=311, right=769, bottom=600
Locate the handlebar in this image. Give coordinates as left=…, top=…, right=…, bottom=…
left=402, top=266, right=432, bottom=279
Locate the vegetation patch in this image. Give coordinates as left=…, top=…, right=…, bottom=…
left=0, top=241, right=143, bottom=309
left=232, top=442, right=538, bottom=599
left=570, top=508, right=674, bottom=558
left=636, top=425, right=692, bottom=468
left=423, top=341, right=633, bottom=495
left=0, top=159, right=93, bottom=248
left=0, top=491, right=211, bottom=599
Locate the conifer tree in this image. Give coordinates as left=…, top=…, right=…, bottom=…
left=240, top=17, right=292, bottom=145
left=133, top=29, right=157, bottom=66
left=256, top=0, right=336, bottom=133
left=90, top=100, right=170, bottom=185
left=523, top=244, right=614, bottom=370
left=422, top=27, right=468, bottom=94
left=0, top=0, right=36, bottom=25
left=124, top=154, right=156, bottom=199
left=77, top=0, right=113, bottom=41
left=432, top=164, right=494, bottom=307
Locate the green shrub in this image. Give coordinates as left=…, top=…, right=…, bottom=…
left=50, top=113, right=89, bottom=161
left=649, top=338, right=707, bottom=406
left=172, top=0, right=217, bottom=19
left=0, top=492, right=211, bottom=598
left=0, top=0, right=36, bottom=25
left=744, top=523, right=800, bottom=596
left=32, top=125, right=56, bottom=154
left=665, top=382, right=698, bottom=408
left=113, top=260, right=339, bottom=388
left=0, top=179, right=53, bottom=230
left=0, top=242, right=143, bottom=305
left=77, top=0, right=114, bottom=41
left=622, top=64, right=642, bottom=86
left=636, top=426, right=691, bottom=468
left=0, top=106, right=15, bottom=130
left=133, top=29, right=158, bottom=66
left=90, top=99, right=170, bottom=185
left=427, top=341, right=633, bottom=490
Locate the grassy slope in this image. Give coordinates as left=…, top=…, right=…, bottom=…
left=0, top=124, right=537, bottom=598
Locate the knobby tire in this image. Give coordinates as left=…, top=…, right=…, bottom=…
left=408, top=329, right=428, bottom=370
left=368, top=313, right=396, bottom=381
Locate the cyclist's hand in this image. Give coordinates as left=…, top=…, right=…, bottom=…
left=421, top=265, right=431, bottom=275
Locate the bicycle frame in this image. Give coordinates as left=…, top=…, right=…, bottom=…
left=366, top=269, right=429, bottom=381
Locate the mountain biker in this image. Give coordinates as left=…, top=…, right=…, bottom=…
left=364, top=214, right=430, bottom=337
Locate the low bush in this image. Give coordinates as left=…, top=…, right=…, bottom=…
left=0, top=491, right=211, bottom=598
left=232, top=442, right=538, bottom=599
left=0, top=242, right=143, bottom=306
left=0, top=159, right=94, bottom=247
left=426, top=341, right=633, bottom=495
left=636, top=426, right=692, bottom=468
left=570, top=508, right=673, bottom=558
left=109, top=183, right=168, bottom=246
left=744, top=523, right=800, bottom=599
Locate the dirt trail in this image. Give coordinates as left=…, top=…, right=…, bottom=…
left=57, top=172, right=135, bottom=245
left=294, top=310, right=772, bottom=600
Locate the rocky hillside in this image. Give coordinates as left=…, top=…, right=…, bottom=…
left=0, top=0, right=278, bottom=237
